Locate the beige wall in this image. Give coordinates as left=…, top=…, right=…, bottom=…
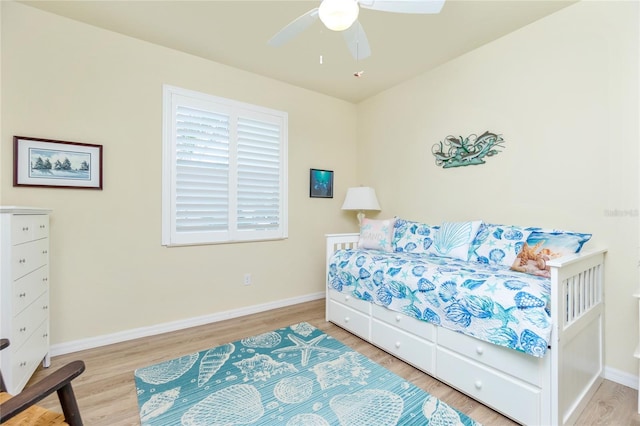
left=2, top=0, right=638, bottom=379
left=357, top=1, right=639, bottom=375
left=1, top=2, right=358, bottom=343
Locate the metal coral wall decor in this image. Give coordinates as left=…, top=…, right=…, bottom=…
left=432, top=131, right=505, bottom=169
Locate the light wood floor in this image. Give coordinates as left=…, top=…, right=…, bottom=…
left=27, top=299, right=640, bottom=425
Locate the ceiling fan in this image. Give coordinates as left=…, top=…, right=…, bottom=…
left=268, top=0, right=446, bottom=61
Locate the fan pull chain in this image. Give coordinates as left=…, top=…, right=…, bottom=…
left=354, top=29, right=363, bottom=78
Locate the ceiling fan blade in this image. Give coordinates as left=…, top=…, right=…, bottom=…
left=358, top=0, right=445, bottom=14
left=342, top=21, right=371, bottom=61
left=268, top=8, right=320, bottom=47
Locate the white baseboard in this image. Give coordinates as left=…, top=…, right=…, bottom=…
left=50, top=292, right=325, bottom=357
left=604, top=365, right=638, bottom=390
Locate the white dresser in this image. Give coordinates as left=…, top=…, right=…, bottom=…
left=0, top=206, right=52, bottom=394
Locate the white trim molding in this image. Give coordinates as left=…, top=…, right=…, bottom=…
left=50, top=292, right=324, bottom=356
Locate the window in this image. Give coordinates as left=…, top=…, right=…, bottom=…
left=162, top=85, right=288, bottom=246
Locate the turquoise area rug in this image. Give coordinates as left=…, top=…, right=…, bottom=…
left=134, top=322, right=481, bottom=425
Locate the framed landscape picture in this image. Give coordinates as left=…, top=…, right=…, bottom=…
left=309, top=168, right=333, bottom=198
left=14, top=136, right=103, bottom=189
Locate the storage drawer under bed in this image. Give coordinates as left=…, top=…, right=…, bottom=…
left=437, top=346, right=542, bottom=425
left=438, top=326, right=546, bottom=387
left=328, top=298, right=370, bottom=340
left=371, top=317, right=435, bottom=374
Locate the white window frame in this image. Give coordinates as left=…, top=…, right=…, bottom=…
left=162, top=85, right=288, bottom=246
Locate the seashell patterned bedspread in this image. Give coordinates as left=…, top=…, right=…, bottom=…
left=328, top=249, right=552, bottom=357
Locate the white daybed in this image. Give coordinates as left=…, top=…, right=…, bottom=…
left=325, top=232, right=606, bottom=426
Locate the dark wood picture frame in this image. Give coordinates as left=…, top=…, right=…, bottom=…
left=14, top=136, right=103, bottom=190
left=309, top=168, right=333, bottom=198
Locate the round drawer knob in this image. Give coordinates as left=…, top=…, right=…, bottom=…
left=395, top=341, right=401, bottom=349
left=395, top=315, right=402, bottom=322
left=474, top=380, right=482, bottom=390
left=344, top=316, right=350, bottom=323
left=476, top=346, right=484, bottom=355
left=345, top=295, right=350, bottom=301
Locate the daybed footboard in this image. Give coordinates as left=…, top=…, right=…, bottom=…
left=325, top=233, right=605, bottom=425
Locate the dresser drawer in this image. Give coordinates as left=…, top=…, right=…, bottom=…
left=372, top=304, right=436, bottom=342
left=11, top=292, right=50, bottom=351
left=328, top=289, right=371, bottom=315
left=372, top=318, right=435, bottom=374
left=12, top=266, right=49, bottom=316
left=10, top=215, right=49, bottom=245
left=8, top=321, right=49, bottom=392
left=437, top=347, right=541, bottom=425
left=437, top=327, right=545, bottom=386
left=328, top=298, right=370, bottom=340
left=11, top=238, right=49, bottom=281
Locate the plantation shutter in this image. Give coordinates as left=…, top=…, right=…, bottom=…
left=237, top=115, right=282, bottom=232
left=175, top=105, right=230, bottom=234
left=162, top=85, right=288, bottom=246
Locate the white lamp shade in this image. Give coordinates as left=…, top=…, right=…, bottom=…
left=318, top=0, right=359, bottom=31
left=341, top=187, right=381, bottom=211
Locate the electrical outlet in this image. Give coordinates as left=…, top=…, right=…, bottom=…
left=243, top=273, right=252, bottom=286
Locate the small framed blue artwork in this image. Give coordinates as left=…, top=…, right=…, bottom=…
left=310, top=168, right=333, bottom=198
left=14, top=136, right=103, bottom=189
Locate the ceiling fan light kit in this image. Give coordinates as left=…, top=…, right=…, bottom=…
left=318, top=0, right=360, bottom=31
left=268, top=0, right=446, bottom=61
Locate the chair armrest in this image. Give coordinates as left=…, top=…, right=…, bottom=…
left=0, top=360, right=85, bottom=423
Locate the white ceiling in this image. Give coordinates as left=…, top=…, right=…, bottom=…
left=20, top=0, right=576, bottom=103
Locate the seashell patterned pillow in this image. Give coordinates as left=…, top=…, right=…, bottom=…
left=510, top=228, right=592, bottom=278
left=392, top=218, right=440, bottom=253
left=426, top=220, right=483, bottom=261
left=469, top=223, right=532, bottom=267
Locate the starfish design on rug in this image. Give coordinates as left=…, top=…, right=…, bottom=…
left=273, top=334, right=341, bottom=366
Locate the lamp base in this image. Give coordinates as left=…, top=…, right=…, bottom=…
left=357, top=210, right=365, bottom=226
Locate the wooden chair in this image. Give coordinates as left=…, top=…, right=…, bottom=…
left=0, top=339, right=85, bottom=425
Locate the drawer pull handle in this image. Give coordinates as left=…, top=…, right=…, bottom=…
left=20, top=361, right=27, bottom=367
left=43, top=305, right=49, bottom=310
left=476, top=346, right=484, bottom=355
left=19, top=292, right=26, bottom=298
left=395, top=341, right=401, bottom=349
left=22, top=227, right=29, bottom=231
left=474, top=380, right=482, bottom=390
left=43, top=333, right=49, bottom=338
left=42, top=250, right=48, bottom=254
left=344, top=316, right=350, bottom=323
left=395, top=315, right=402, bottom=322
left=19, top=327, right=27, bottom=332
left=19, top=259, right=26, bottom=264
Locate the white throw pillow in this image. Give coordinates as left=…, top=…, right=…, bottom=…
left=428, top=220, right=483, bottom=261
left=358, top=218, right=397, bottom=252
